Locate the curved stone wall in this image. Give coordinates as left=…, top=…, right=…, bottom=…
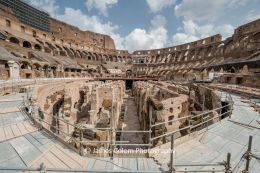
left=0, top=1, right=259, bottom=86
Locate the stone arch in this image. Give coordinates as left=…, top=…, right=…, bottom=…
left=93, top=53, right=98, bottom=61
left=189, top=49, right=195, bottom=60
left=155, top=55, right=160, bottom=63
left=76, top=50, right=82, bottom=58
left=4, top=62, right=9, bottom=68
left=23, top=41, right=32, bottom=48
left=251, top=31, right=260, bottom=42
left=9, top=37, right=19, bottom=44
left=206, top=46, right=213, bottom=56
left=118, top=56, right=122, bottom=62
left=241, top=65, right=249, bottom=73
left=103, top=54, right=108, bottom=61
left=34, top=44, right=42, bottom=51
left=70, top=48, right=76, bottom=57
left=85, top=52, right=91, bottom=60
left=230, top=67, right=236, bottom=73
left=97, top=54, right=102, bottom=61
left=44, top=47, right=51, bottom=53
left=55, top=44, right=63, bottom=51
left=20, top=61, right=31, bottom=69
left=45, top=42, right=55, bottom=50
left=223, top=39, right=234, bottom=54
left=113, top=56, right=118, bottom=62
left=32, top=63, right=41, bottom=70
left=109, top=55, right=113, bottom=62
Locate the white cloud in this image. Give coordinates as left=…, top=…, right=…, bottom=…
left=124, top=15, right=168, bottom=52
left=246, top=10, right=260, bottom=22
left=57, top=8, right=118, bottom=35
left=172, top=20, right=234, bottom=45
left=124, top=29, right=153, bottom=51
left=25, top=0, right=59, bottom=16
left=215, top=24, right=234, bottom=38
left=172, top=33, right=198, bottom=45
left=175, top=0, right=226, bottom=22
left=150, top=14, right=167, bottom=28
left=174, top=0, right=253, bottom=22
left=85, top=0, right=118, bottom=16
left=146, top=0, right=176, bottom=13
left=57, top=8, right=124, bottom=49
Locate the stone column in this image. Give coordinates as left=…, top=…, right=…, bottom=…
left=88, top=110, right=96, bottom=125
left=7, top=61, right=20, bottom=80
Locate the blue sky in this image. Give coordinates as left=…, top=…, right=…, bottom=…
left=25, top=0, right=260, bottom=52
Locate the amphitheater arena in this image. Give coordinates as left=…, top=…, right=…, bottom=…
left=0, top=0, right=259, bottom=173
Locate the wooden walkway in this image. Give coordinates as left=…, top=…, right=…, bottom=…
left=0, top=92, right=163, bottom=173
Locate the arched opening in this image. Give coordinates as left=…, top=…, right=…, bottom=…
left=32, top=30, right=37, bottom=37
left=33, top=63, right=41, bottom=70
left=21, top=64, right=25, bottom=69
left=126, top=70, right=132, bottom=78
left=9, top=37, right=19, bottom=44
left=6, top=19, right=11, bottom=27
left=20, top=62, right=30, bottom=70
left=45, top=42, right=56, bottom=50
left=23, top=41, right=32, bottom=48
left=93, top=53, right=98, bottom=61
left=34, top=44, right=42, bottom=51
left=60, top=51, right=66, bottom=56
left=168, top=115, right=174, bottom=125
left=55, top=44, right=62, bottom=51
left=5, top=63, right=9, bottom=69
left=230, top=67, right=236, bottom=73
left=236, top=77, right=243, bottom=85
left=125, top=80, right=133, bottom=90
left=76, top=50, right=82, bottom=58
left=44, top=47, right=51, bottom=53
left=114, top=56, right=118, bottom=62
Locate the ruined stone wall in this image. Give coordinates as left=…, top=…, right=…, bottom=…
left=51, top=19, right=115, bottom=50
left=133, top=81, right=191, bottom=145
left=214, top=73, right=260, bottom=88
left=32, top=80, right=101, bottom=133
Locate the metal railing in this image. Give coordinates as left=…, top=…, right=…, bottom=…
left=24, top=102, right=152, bottom=157
left=2, top=83, right=260, bottom=173
left=23, top=93, right=234, bottom=155
left=0, top=136, right=258, bottom=173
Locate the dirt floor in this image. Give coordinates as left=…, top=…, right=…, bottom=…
left=120, top=93, right=144, bottom=149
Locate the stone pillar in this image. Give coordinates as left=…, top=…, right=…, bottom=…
left=7, top=61, right=20, bottom=80
left=88, top=110, right=95, bottom=125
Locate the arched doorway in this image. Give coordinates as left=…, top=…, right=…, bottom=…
left=23, top=41, right=32, bottom=48
left=126, top=70, right=132, bottom=78
left=34, top=44, right=42, bottom=51
left=230, top=67, right=236, bottom=73
left=9, top=37, right=19, bottom=44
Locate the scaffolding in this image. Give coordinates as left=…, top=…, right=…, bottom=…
left=0, top=0, right=51, bottom=32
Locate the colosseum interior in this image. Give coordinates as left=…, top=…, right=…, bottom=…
left=0, top=0, right=259, bottom=172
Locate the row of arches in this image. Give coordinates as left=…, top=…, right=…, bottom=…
left=9, top=37, right=42, bottom=51
left=7, top=36, right=132, bottom=63
left=132, top=44, right=219, bottom=65
left=132, top=31, right=260, bottom=65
